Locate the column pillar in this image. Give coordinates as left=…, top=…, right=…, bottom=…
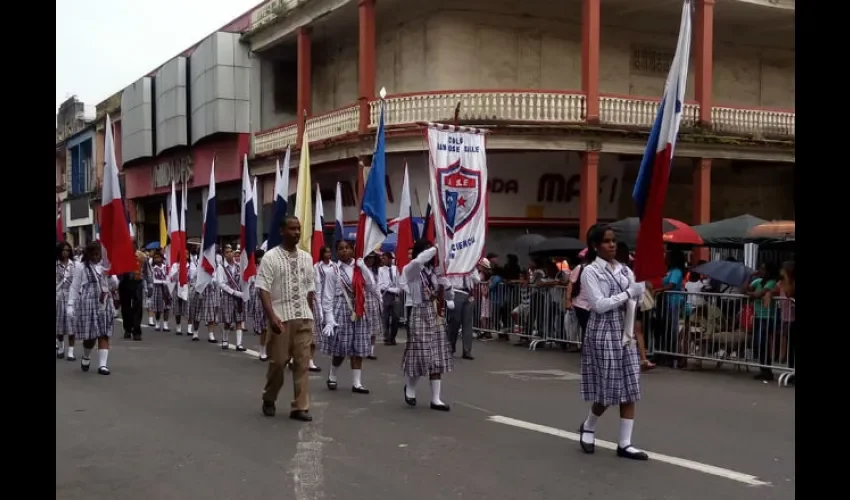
left=581, top=0, right=601, bottom=124
left=296, top=27, right=312, bottom=146
left=692, top=158, right=711, bottom=261
left=358, top=0, right=377, bottom=134
left=579, top=151, right=599, bottom=238
left=694, top=0, right=715, bottom=127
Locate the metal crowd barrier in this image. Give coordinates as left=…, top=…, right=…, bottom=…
left=466, top=282, right=796, bottom=384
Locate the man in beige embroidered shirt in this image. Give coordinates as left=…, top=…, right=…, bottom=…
left=257, top=216, right=316, bottom=421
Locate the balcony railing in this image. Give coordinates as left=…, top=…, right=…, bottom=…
left=253, top=90, right=795, bottom=156
left=249, top=0, right=302, bottom=31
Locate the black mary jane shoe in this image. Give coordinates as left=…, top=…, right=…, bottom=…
left=235, top=345, right=247, bottom=352
left=352, top=386, right=370, bottom=395
left=192, top=336, right=200, bottom=342
left=578, top=423, right=595, bottom=454
left=430, top=402, right=451, bottom=412
left=403, top=385, right=416, bottom=407
left=66, top=354, right=76, bottom=362
left=326, top=379, right=338, bottom=391
left=56, top=351, right=65, bottom=360
left=309, top=366, right=322, bottom=373
left=367, top=355, right=377, bottom=360
left=97, top=366, right=110, bottom=376
left=221, top=342, right=230, bottom=350
left=259, top=354, right=269, bottom=362
left=262, top=401, right=276, bottom=417
left=207, top=338, right=217, bottom=344
left=616, top=445, right=649, bottom=461
left=80, top=358, right=91, bottom=372
left=289, top=410, right=313, bottom=422
left=175, top=331, right=183, bottom=336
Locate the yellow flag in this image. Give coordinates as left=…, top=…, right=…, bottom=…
left=293, top=130, right=312, bottom=253
left=159, top=205, right=167, bottom=249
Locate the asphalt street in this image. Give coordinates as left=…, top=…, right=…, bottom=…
left=57, top=320, right=795, bottom=500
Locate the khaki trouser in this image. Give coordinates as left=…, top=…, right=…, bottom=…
left=262, top=318, right=314, bottom=411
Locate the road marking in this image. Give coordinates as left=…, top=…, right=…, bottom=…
left=487, top=415, right=771, bottom=487
left=490, top=369, right=581, bottom=381
left=290, top=402, right=328, bottom=500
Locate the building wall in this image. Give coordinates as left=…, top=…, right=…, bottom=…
left=123, top=134, right=250, bottom=199
left=258, top=57, right=297, bottom=130
left=155, top=57, right=189, bottom=154
left=321, top=2, right=794, bottom=110
left=121, top=77, right=155, bottom=163
left=189, top=32, right=252, bottom=143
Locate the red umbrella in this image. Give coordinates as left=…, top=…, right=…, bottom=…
left=662, top=218, right=703, bottom=245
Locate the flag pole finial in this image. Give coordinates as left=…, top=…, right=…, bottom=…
left=379, top=87, right=387, bottom=100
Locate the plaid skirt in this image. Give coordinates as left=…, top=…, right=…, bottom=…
left=366, top=292, right=384, bottom=338
left=56, top=294, right=73, bottom=336
left=201, top=286, right=221, bottom=324
left=220, top=292, right=245, bottom=325
left=172, top=287, right=189, bottom=317
left=74, top=289, right=112, bottom=341
left=311, top=297, right=325, bottom=350
left=151, top=284, right=171, bottom=313
left=249, top=289, right=266, bottom=334
left=188, top=287, right=203, bottom=322
left=321, top=298, right=371, bottom=358
left=580, top=322, right=641, bottom=406
left=402, top=302, right=453, bottom=377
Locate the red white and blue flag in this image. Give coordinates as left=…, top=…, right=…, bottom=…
left=99, top=114, right=136, bottom=275
left=240, top=155, right=258, bottom=300
left=196, top=157, right=218, bottom=293
left=353, top=102, right=389, bottom=317
left=178, top=181, right=189, bottom=287
left=394, top=162, right=415, bottom=270
left=632, top=0, right=692, bottom=283
left=266, top=148, right=291, bottom=250
left=312, top=183, right=325, bottom=263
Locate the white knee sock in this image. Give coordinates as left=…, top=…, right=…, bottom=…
left=370, top=344, right=375, bottom=356
left=618, top=418, right=638, bottom=449
left=83, top=347, right=93, bottom=359
left=67, top=346, right=75, bottom=358
left=98, top=349, right=109, bottom=368
left=187, top=324, right=194, bottom=334
left=222, top=331, right=230, bottom=343
left=208, top=329, right=216, bottom=341
left=176, top=323, right=182, bottom=333
left=236, top=330, right=243, bottom=346
left=57, top=341, right=65, bottom=354
left=405, top=376, right=418, bottom=398
left=352, top=369, right=363, bottom=388
left=259, top=344, right=266, bottom=357
left=430, top=379, right=444, bottom=405
left=328, top=365, right=338, bottom=382
left=309, top=358, right=318, bottom=368
left=582, top=410, right=600, bottom=444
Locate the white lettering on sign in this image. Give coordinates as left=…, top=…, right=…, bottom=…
left=152, top=156, right=193, bottom=189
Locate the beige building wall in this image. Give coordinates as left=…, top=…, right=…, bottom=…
left=307, top=0, right=794, bottom=112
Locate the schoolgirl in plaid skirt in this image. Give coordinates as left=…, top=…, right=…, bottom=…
left=306, top=249, right=333, bottom=372
left=150, top=252, right=171, bottom=331
left=67, top=242, right=114, bottom=375
left=169, top=259, right=190, bottom=334
left=364, top=253, right=384, bottom=359
left=187, top=259, right=204, bottom=338
left=56, top=241, right=77, bottom=361
left=577, top=226, right=649, bottom=461
left=400, top=241, right=454, bottom=412
left=319, top=241, right=373, bottom=393
left=218, top=247, right=246, bottom=351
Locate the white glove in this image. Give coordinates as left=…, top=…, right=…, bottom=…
left=356, top=258, right=365, bottom=268
left=66, top=305, right=75, bottom=318
left=628, top=282, right=646, bottom=299
left=446, top=300, right=455, bottom=310
left=388, top=287, right=400, bottom=294
left=322, top=324, right=336, bottom=337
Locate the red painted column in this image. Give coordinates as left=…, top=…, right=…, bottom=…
left=694, top=0, right=715, bottom=127
left=296, top=27, right=312, bottom=146
left=692, top=158, right=711, bottom=262
left=358, top=0, right=377, bottom=134
left=579, top=151, right=599, bottom=239
left=581, top=0, right=601, bottom=124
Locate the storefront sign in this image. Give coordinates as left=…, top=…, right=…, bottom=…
left=152, top=156, right=193, bottom=189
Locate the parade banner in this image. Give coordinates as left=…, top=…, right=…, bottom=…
left=427, top=123, right=488, bottom=276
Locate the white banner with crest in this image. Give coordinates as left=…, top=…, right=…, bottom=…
left=427, top=123, right=488, bottom=276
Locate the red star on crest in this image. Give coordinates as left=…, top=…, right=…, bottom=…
left=457, top=196, right=467, bottom=208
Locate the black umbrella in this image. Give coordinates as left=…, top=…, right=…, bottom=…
left=529, top=237, right=586, bottom=257
left=609, top=217, right=678, bottom=248
left=693, top=214, right=767, bottom=248
left=692, top=260, right=754, bottom=288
